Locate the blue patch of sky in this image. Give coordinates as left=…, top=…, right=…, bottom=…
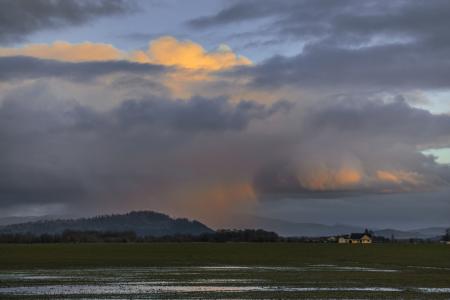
left=422, top=148, right=450, bottom=165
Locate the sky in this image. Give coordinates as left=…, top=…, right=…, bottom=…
left=0, top=0, right=449, bottom=229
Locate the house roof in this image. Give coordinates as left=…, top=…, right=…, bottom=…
left=350, top=233, right=372, bottom=239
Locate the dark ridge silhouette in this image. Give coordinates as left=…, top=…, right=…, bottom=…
left=0, top=211, right=213, bottom=237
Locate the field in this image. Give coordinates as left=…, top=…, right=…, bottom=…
left=0, top=243, right=449, bottom=299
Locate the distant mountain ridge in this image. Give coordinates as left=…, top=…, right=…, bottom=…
left=0, top=212, right=447, bottom=239
left=0, top=211, right=214, bottom=237
left=0, top=215, right=74, bottom=226
left=222, top=214, right=364, bottom=237
left=372, top=228, right=447, bottom=240
left=220, top=214, right=448, bottom=239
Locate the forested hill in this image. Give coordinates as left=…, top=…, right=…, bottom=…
left=0, top=211, right=214, bottom=236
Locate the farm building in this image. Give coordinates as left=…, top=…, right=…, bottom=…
left=349, top=233, right=372, bottom=244
left=337, top=233, right=372, bottom=244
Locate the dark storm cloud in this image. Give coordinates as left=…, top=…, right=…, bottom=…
left=0, top=87, right=287, bottom=210
left=235, top=43, right=450, bottom=89
left=1, top=84, right=449, bottom=215
left=115, top=96, right=291, bottom=132
left=0, top=56, right=167, bottom=81
left=253, top=99, right=450, bottom=198
left=0, top=169, right=85, bottom=207
left=193, top=0, right=450, bottom=90
left=189, top=1, right=278, bottom=28
left=189, top=0, right=450, bottom=42
left=304, top=99, right=450, bottom=145
left=0, top=0, right=134, bottom=44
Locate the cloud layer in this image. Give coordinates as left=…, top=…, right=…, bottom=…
left=0, top=1, right=449, bottom=227
left=192, top=0, right=450, bottom=91
left=1, top=81, right=449, bottom=223
left=254, top=99, right=450, bottom=199
left=0, top=0, right=133, bottom=44
left=0, top=37, right=251, bottom=99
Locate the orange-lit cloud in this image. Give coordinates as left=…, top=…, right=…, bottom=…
left=0, top=41, right=123, bottom=62
left=131, top=36, right=251, bottom=71
left=376, top=170, right=422, bottom=186
left=297, top=168, right=429, bottom=192
left=298, top=167, right=362, bottom=191
left=130, top=36, right=252, bottom=99
left=0, top=37, right=252, bottom=99
left=0, top=37, right=251, bottom=70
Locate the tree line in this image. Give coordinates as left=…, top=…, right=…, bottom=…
left=0, top=229, right=282, bottom=243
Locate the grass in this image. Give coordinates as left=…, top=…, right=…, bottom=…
left=0, top=243, right=449, bottom=269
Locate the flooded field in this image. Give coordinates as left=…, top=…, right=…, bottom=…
left=0, top=265, right=449, bottom=299
left=0, top=243, right=449, bottom=299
